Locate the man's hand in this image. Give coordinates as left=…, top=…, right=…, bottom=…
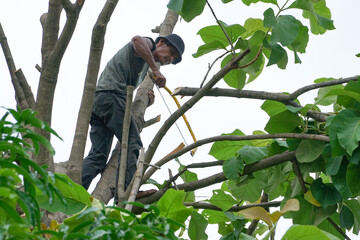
left=152, top=69, right=166, bottom=88
left=147, top=89, right=155, bottom=107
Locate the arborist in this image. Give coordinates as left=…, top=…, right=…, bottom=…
left=81, top=34, right=185, bottom=201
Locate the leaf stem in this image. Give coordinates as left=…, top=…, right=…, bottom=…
left=206, top=0, right=236, bottom=56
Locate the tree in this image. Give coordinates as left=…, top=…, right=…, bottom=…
left=1, top=0, right=360, bottom=239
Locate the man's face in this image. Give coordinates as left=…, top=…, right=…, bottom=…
left=154, top=39, right=179, bottom=66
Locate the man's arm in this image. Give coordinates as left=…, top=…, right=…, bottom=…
left=131, top=36, right=166, bottom=87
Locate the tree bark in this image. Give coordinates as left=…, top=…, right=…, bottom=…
left=67, top=0, right=119, bottom=184
left=35, top=0, right=84, bottom=171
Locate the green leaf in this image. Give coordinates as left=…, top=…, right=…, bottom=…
left=263, top=38, right=288, bottom=68
left=193, top=40, right=226, bottom=58
left=331, top=160, right=351, bottom=199
left=288, top=195, right=315, bottom=225
left=346, top=163, right=360, bottom=196
left=344, top=199, right=360, bottom=234
left=301, top=0, right=335, bottom=35
left=328, top=109, right=360, bottom=156
left=221, top=53, right=247, bottom=89
left=241, top=0, right=278, bottom=6
left=265, top=111, right=303, bottom=134
left=322, top=144, right=342, bottom=175
left=311, top=179, right=342, bottom=208
left=315, top=85, right=343, bottom=106
left=158, top=189, right=193, bottom=231
left=209, top=129, right=252, bottom=160
left=296, top=140, right=324, bottom=163
left=188, top=211, right=208, bottom=240
left=168, top=0, right=207, bottom=22
left=0, top=199, right=23, bottom=223
left=263, top=8, right=300, bottom=46
left=202, top=209, right=229, bottom=224
left=281, top=224, right=341, bottom=240
left=197, top=21, right=246, bottom=46
left=208, top=190, right=237, bottom=211
left=241, top=18, right=267, bottom=39
left=337, top=79, right=360, bottom=110
left=261, top=100, right=288, bottom=117
left=36, top=173, right=91, bottom=215
left=237, top=145, right=268, bottom=164
left=339, top=205, right=354, bottom=230
left=223, top=157, right=244, bottom=181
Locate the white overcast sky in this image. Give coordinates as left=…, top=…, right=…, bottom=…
left=1, top=0, right=359, bottom=239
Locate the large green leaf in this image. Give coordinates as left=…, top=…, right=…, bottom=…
left=344, top=199, right=360, bottom=235
left=322, top=144, right=342, bottom=175
left=242, top=0, right=278, bottom=6
left=296, top=140, right=324, bottom=163
left=311, top=179, right=342, bottom=208
left=263, top=8, right=300, bottom=46
left=158, top=189, right=193, bottom=231
left=241, top=18, right=267, bottom=39
left=189, top=211, right=208, bottom=240
left=263, top=38, right=288, bottom=68
left=221, top=53, right=247, bottom=89
left=261, top=100, right=288, bottom=117
left=168, top=0, right=206, bottom=22
left=346, top=163, right=360, bottom=196
left=265, top=110, right=303, bottom=134
left=300, top=0, right=335, bottom=35
left=223, top=157, right=244, bottom=181
left=208, top=190, right=237, bottom=211
left=288, top=195, right=315, bottom=225
left=202, top=209, right=229, bottom=224
left=36, top=173, right=91, bottom=215
left=193, top=40, right=226, bottom=58
left=331, top=160, right=351, bottom=199
left=328, top=109, right=360, bottom=156
left=237, top=145, right=268, bottom=164
left=315, top=85, right=343, bottom=106
left=339, top=205, right=354, bottom=230
left=197, top=21, right=246, bottom=46
left=209, top=129, right=252, bottom=160
left=337, top=79, right=360, bottom=110
left=281, top=224, right=340, bottom=240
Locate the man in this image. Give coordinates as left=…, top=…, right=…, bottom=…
left=81, top=34, right=185, bottom=197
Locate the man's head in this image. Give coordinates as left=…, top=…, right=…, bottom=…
left=155, top=34, right=185, bottom=65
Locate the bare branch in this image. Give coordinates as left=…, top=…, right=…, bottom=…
left=142, top=133, right=328, bottom=183
left=184, top=200, right=280, bottom=212
left=138, top=151, right=295, bottom=205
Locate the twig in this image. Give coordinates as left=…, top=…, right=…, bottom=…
left=143, top=114, right=161, bottom=128
left=327, top=217, right=351, bottom=240
left=291, top=159, right=307, bottom=193
left=206, top=0, right=235, bottom=56
left=125, top=148, right=145, bottom=211
left=238, top=45, right=263, bottom=69
left=200, top=51, right=229, bottom=88
left=168, top=169, right=178, bottom=190
left=117, top=86, right=134, bottom=201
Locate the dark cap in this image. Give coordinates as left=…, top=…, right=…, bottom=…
left=155, top=33, right=185, bottom=64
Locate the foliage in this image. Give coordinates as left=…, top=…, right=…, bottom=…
left=165, top=0, right=360, bottom=239
left=0, top=108, right=184, bottom=239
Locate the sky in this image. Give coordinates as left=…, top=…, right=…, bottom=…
left=1, top=0, right=359, bottom=239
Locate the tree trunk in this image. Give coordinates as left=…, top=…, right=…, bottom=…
left=35, top=0, right=84, bottom=171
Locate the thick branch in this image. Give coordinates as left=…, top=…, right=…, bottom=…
left=138, top=151, right=295, bottom=205
left=184, top=200, right=280, bottom=212
left=0, top=23, right=29, bottom=110
left=142, top=133, right=328, bottom=184
left=174, top=76, right=359, bottom=102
